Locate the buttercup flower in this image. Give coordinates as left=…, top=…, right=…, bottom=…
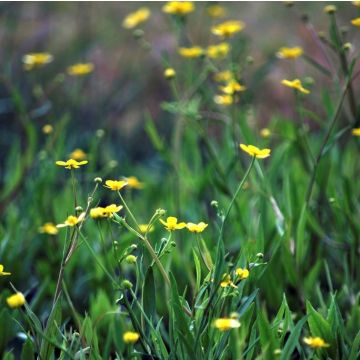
left=186, top=222, right=208, bottom=233
left=303, top=336, right=330, bottom=348
left=220, top=80, right=246, bottom=95
left=67, top=63, right=94, bottom=76
left=122, top=7, right=150, bottom=29
left=277, top=46, right=303, bottom=59
left=324, top=5, right=337, bottom=13
left=70, top=148, right=87, bottom=161
left=55, top=159, right=88, bottom=169
left=240, top=144, right=271, bottom=158
left=220, top=274, right=237, bottom=288
left=214, top=70, right=233, bottom=82
left=281, top=79, right=310, bottom=94
left=162, top=2, right=194, bottom=16
left=0, top=264, right=11, bottom=276
left=90, top=204, right=123, bottom=219
left=351, top=18, right=360, bottom=26
left=104, top=180, right=128, bottom=191
left=235, top=268, right=249, bottom=280
left=160, top=216, right=186, bottom=231
left=207, top=43, right=230, bottom=59
left=124, top=176, right=144, bottom=189
left=214, top=94, right=233, bottom=106
left=207, top=4, right=226, bottom=18
left=22, top=52, right=53, bottom=70
left=7, top=292, right=25, bottom=308
left=57, top=213, right=85, bottom=228
left=39, top=222, right=59, bottom=235
left=178, top=46, right=203, bottom=58
left=164, top=67, right=176, bottom=79
left=352, top=128, right=360, bottom=136
left=260, top=128, right=271, bottom=138
left=42, top=124, right=53, bottom=134
left=214, top=318, right=241, bottom=331
left=139, top=224, right=154, bottom=233
left=123, top=331, right=140, bottom=344
left=211, top=20, right=245, bottom=38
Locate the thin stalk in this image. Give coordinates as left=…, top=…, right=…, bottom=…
left=117, top=190, right=139, bottom=230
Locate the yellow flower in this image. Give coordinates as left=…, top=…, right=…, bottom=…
left=351, top=17, right=360, bottom=26
left=39, top=222, right=59, bottom=235
left=55, top=159, right=88, bottom=169
left=186, top=222, right=208, bottom=233
left=207, top=43, right=230, bottom=59
left=207, top=4, right=226, bottom=18
left=104, top=180, right=128, bottom=191
left=70, top=149, right=87, bottom=161
left=123, top=331, right=140, bottom=344
left=214, top=318, right=241, bottom=331
left=7, top=292, right=25, bottom=308
left=214, top=94, right=233, bottom=106
left=164, top=67, right=176, bottom=79
left=353, top=1, right=360, bottom=6
left=211, top=20, right=245, bottom=38
left=281, top=79, right=310, bottom=94
left=125, top=176, right=144, bottom=189
left=178, top=46, right=203, bottom=58
left=67, top=63, right=94, bottom=76
left=162, top=2, right=194, bottom=16
left=260, top=128, right=271, bottom=138
left=57, top=213, right=85, bottom=228
left=324, top=5, right=337, bottom=13
left=235, top=268, right=249, bottom=280
left=220, top=274, right=237, bottom=288
left=213, top=70, right=233, bottom=82
left=220, top=80, right=246, bottom=95
left=303, top=336, right=330, bottom=348
left=0, top=264, right=11, bottom=276
left=352, top=128, right=360, bottom=136
left=139, top=224, right=154, bottom=233
left=160, top=216, right=186, bottom=231
left=240, top=144, right=271, bottom=159
left=42, top=124, right=53, bottom=134
left=90, top=204, right=123, bottom=219
left=277, top=46, right=303, bottom=59
left=22, top=52, right=53, bottom=70
left=122, top=7, right=150, bottom=29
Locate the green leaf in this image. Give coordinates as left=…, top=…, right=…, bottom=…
left=21, top=337, right=35, bottom=360
left=192, top=250, right=202, bottom=293
left=143, top=266, right=156, bottom=326
left=295, top=204, right=307, bottom=266
left=349, top=329, right=360, bottom=360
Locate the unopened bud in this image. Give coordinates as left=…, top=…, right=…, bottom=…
left=94, top=177, right=103, bottom=183
left=121, top=280, right=133, bottom=289
left=125, top=255, right=137, bottom=264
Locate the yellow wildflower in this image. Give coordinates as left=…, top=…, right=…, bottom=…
left=207, top=4, right=226, bottom=18
left=240, top=144, right=271, bottom=159
left=42, top=124, right=53, bottom=134
left=139, top=224, right=154, bottom=233
left=351, top=18, right=360, bottom=26
left=123, top=331, right=140, bottom=343
left=67, top=63, right=94, bottom=76
left=277, top=46, right=303, bottom=59
left=211, top=20, right=245, bottom=38
left=39, top=222, right=59, bottom=235
left=70, top=148, right=87, bottom=161
left=162, top=2, right=194, bottom=16
left=104, top=180, right=128, bottom=191
left=57, top=213, right=85, bottom=228
left=164, top=67, right=176, bottom=79
left=235, top=268, right=249, bottom=280
left=160, top=216, right=186, bottom=231
left=207, top=43, right=230, bottom=59
left=90, top=204, right=123, bottom=219
left=303, top=336, right=330, bottom=348
left=214, top=70, right=233, bottom=82
left=125, top=176, right=144, bottom=189
left=122, top=7, right=150, bottom=29
left=0, top=264, right=11, bottom=276
left=220, top=80, right=246, bottom=95
left=55, top=159, right=88, bottom=169
left=186, top=222, right=208, bottom=233
left=260, top=128, right=271, bottom=138
left=214, top=94, right=233, bottom=106
left=214, top=318, right=241, bottom=331
left=22, top=52, right=53, bottom=70
left=324, top=5, right=336, bottom=13
left=281, top=79, right=310, bottom=94
left=220, top=274, right=237, bottom=288
left=352, top=128, right=360, bottom=136
left=353, top=1, right=360, bottom=6
left=178, top=46, right=203, bottom=58
left=7, top=292, right=25, bottom=308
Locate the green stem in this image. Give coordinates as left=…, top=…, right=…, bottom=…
left=117, top=190, right=139, bottom=230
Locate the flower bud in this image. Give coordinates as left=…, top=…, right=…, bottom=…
left=121, top=280, right=133, bottom=289
left=125, top=255, right=137, bottom=264
left=94, top=177, right=103, bottom=183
